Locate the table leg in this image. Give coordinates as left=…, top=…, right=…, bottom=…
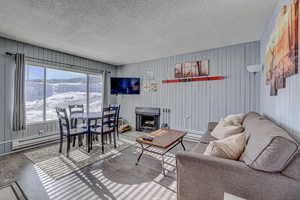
left=87, top=119, right=91, bottom=153
left=136, top=143, right=144, bottom=165
left=181, top=138, right=186, bottom=151
left=161, top=154, right=166, bottom=176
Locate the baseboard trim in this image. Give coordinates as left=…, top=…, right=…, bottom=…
left=179, top=128, right=204, bottom=141
left=13, top=133, right=59, bottom=151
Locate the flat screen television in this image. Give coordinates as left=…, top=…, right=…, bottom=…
left=111, top=77, right=140, bottom=95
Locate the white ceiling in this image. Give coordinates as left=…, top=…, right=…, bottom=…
left=0, top=0, right=277, bottom=65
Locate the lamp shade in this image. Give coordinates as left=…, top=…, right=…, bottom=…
left=246, top=64, right=262, bottom=73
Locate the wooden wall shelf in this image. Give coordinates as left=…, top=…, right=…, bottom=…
left=162, top=76, right=225, bottom=84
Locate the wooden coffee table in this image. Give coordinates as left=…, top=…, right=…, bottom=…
left=136, top=128, right=187, bottom=175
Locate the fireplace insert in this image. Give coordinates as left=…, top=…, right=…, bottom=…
left=135, top=107, right=160, bottom=132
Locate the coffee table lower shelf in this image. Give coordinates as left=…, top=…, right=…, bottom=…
left=135, top=137, right=186, bottom=176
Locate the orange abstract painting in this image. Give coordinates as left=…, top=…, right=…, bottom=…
left=265, top=0, right=298, bottom=96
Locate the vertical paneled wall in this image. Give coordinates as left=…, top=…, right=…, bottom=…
left=116, top=41, right=260, bottom=135
left=260, top=0, right=300, bottom=141
left=0, top=36, right=116, bottom=153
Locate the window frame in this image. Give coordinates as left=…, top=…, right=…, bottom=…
left=25, top=62, right=103, bottom=125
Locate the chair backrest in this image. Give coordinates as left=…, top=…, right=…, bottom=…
left=109, top=104, right=120, bottom=120
left=69, top=104, right=84, bottom=128
left=56, top=107, right=70, bottom=136
left=69, top=104, right=84, bottom=116
left=101, top=106, right=118, bottom=132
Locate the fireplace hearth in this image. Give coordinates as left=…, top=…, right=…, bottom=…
left=136, top=107, right=160, bottom=132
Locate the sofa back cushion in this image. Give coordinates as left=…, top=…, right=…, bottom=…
left=282, top=153, right=300, bottom=181
left=211, top=120, right=244, bottom=139
left=240, top=114, right=299, bottom=172
left=204, top=133, right=246, bottom=160
left=242, top=112, right=261, bottom=128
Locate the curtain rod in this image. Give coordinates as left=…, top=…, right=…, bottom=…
left=5, top=52, right=111, bottom=73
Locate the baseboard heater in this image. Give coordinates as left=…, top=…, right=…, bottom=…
left=177, top=129, right=204, bottom=141
left=12, top=132, right=60, bottom=151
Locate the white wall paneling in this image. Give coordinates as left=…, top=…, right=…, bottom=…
left=116, top=41, right=260, bottom=136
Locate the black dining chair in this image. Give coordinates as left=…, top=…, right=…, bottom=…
left=109, top=104, right=121, bottom=138
left=69, top=104, right=88, bottom=146
left=69, top=104, right=85, bottom=128
left=56, top=107, right=88, bottom=157
left=89, top=106, right=118, bottom=153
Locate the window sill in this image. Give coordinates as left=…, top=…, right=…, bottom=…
left=26, top=120, right=58, bottom=126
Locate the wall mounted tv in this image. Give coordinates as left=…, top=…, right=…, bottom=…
left=111, top=77, right=140, bottom=95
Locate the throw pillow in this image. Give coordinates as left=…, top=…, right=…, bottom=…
left=204, top=133, right=247, bottom=160
left=224, top=113, right=245, bottom=125
left=211, top=120, right=244, bottom=139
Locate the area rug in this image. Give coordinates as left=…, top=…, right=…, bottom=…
left=24, top=136, right=136, bottom=180
left=0, top=182, right=27, bottom=200
left=33, top=139, right=196, bottom=200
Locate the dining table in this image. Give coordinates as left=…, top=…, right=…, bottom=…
left=71, top=112, right=102, bottom=152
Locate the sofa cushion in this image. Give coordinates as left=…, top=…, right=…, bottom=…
left=199, top=131, right=217, bottom=144
left=211, top=120, right=244, bottom=139
left=240, top=117, right=299, bottom=172
left=191, top=142, right=208, bottom=154
left=224, top=113, right=245, bottom=125
left=242, top=112, right=261, bottom=128
left=204, top=133, right=246, bottom=160
left=282, top=153, right=300, bottom=181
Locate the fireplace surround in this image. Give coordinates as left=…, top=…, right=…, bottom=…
left=135, top=107, right=160, bottom=132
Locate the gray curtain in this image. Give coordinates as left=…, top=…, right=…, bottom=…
left=12, top=54, right=26, bottom=131
left=102, top=71, right=109, bottom=108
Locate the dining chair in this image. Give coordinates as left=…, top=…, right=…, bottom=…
left=69, top=104, right=85, bottom=128
left=90, top=106, right=118, bottom=153
left=109, top=104, right=121, bottom=138
left=56, top=107, right=88, bottom=157
left=69, top=104, right=87, bottom=146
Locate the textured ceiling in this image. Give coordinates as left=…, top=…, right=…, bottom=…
left=0, top=0, right=277, bottom=65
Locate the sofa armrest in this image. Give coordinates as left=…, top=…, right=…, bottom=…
left=207, top=122, right=218, bottom=131
left=176, top=152, right=300, bottom=200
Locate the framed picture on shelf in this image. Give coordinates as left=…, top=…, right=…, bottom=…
left=175, top=60, right=209, bottom=78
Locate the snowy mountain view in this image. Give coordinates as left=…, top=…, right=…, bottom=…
left=25, top=65, right=102, bottom=123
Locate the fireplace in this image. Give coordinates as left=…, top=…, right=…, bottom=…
left=136, top=107, right=160, bottom=132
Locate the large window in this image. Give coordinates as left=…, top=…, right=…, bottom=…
left=25, top=64, right=102, bottom=124
left=25, top=65, right=45, bottom=123
left=88, top=74, right=102, bottom=113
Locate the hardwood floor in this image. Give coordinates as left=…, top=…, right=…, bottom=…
left=0, top=132, right=196, bottom=200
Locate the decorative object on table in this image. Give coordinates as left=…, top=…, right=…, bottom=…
left=161, top=108, right=171, bottom=129
left=141, top=135, right=154, bottom=141
left=265, top=0, right=298, bottom=96
left=175, top=60, right=209, bottom=78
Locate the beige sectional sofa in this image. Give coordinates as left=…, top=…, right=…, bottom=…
left=176, top=112, right=300, bottom=200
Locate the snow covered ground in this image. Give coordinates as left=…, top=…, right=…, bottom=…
left=25, top=78, right=102, bottom=123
